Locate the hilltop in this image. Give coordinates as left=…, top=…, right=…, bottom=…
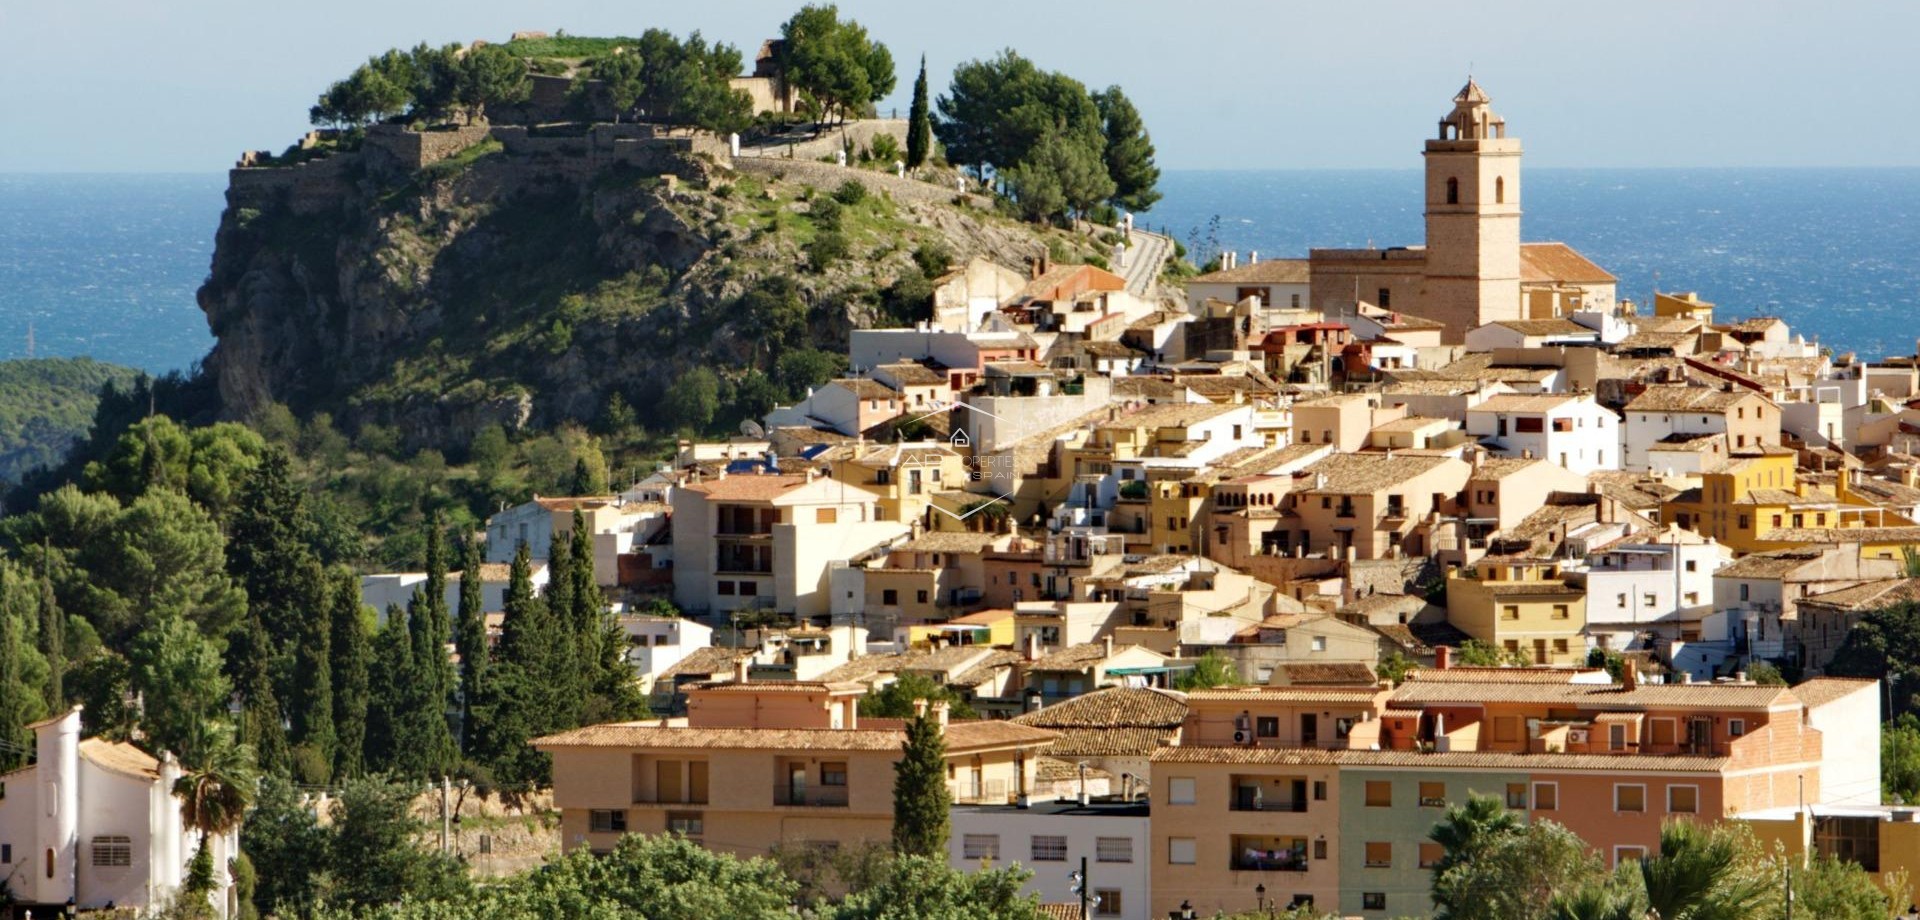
left=199, top=120, right=1124, bottom=452
left=0, top=357, right=140, bottom=485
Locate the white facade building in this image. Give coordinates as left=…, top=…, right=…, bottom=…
left=949, top=801, right=1152, bottom=920
left=1577, top=530, right=1732, bottom=660
left=1464, top=393, right=1620, bottom=475
left=0, top=709, right=238, bottom=916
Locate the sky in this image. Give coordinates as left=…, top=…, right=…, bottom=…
left=3, top=1, right=1919, bottom=173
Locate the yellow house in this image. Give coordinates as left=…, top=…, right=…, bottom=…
left=1663, top=451, right=1909, bottom=554
left=535, top=682, right=1057, bottom=859
left=906, top=607, right=1017, bottom=649
left=1445, top=557, right=1587, bottom=665
left=825, top=441, right=969, bottom=527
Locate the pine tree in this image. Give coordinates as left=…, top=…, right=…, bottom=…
left=227, top=448, right=315, bottom=647
left=454, top=538, right=488, bottom=753
left=905, top=54, right=932, bottom=169
left=474, top=542, right=560, bottom=786
left=287, top=560, right=335, bottom=782
left=233, top=613, right=290, bottom=776
left=891, top=712, right=951, bottom=857
left=329, top=568, right=371, bottom=780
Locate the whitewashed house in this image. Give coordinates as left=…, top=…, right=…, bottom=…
left=483, top=496, right=664, bottom=586
left=0, top=709, right=238, bottom=916
left=1464, top=393, right=1620, bottom=475
left=618, top=614, right=714, bottom=694
left=949, top=800, right=1151, bottom=920
left=1576, top=528, right=1732, bottom=664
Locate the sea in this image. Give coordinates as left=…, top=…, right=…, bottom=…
left=1, top=168, right=1917, bottom=374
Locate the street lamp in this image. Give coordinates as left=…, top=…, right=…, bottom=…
left=1255, top=883, right=1267, bottom=912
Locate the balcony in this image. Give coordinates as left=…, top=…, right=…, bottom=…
left=631, top=792, right=710, bottom=806
left=1231, top=851, right=1309, bottom=872
left=1230, top=796, right=1307, bottom=813
left=774, top=784, right=850, bottom=808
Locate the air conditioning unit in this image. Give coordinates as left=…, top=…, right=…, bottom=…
left=1233, top=730, right=1251, bottom=745
left=1568, top=729, right=1590, bottom=745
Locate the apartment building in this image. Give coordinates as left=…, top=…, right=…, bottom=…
left=1621, top=385, right=1781, bottom=471
left=1275, top=452, right=1473, bottom=560
left=1464, top=392, right=1620, bottom=475
left=1444, top=557, right=1587, bottom=665
left=536, top=683, right=1057, bottom=859
left=950, top=801, right=1153, bottom=920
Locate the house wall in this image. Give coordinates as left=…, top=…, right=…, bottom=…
left=1151, top=761, right=1343, bottom=918
left=948, top=809, right=1152, bottom=920
left=1805, top=683, right=1881, bottom=809
left=1337, top=767, right=1527, bottom=919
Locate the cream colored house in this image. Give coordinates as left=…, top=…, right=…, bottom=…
left=670, top=472, right=908, bottom=617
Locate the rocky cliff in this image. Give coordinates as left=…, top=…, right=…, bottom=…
left=197, top=130, right=1083, bottom=449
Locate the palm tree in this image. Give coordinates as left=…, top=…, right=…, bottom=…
left=1549, top=883, right=1643, bottom=920
left=1428, top=792, right=1522, bottom=879
left=173, top=723, right=258, bottom=912
left=1639, top=819, right=1770, bottom=920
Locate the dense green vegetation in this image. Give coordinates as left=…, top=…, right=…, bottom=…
left=0, top=356, right=139, bottom=485
left=569, top=30, right=754, bottom=133
left=311, top=43, right=530, bottom=128
left=776, top=5, right=895, bottom=125
left=1425, top=793, right=1901, bottom=920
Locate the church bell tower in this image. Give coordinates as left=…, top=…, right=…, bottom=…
left=1422, top=80, right=1522, bottom=338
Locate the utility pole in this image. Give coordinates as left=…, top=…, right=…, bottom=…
left=1068, top=855, right=1089, bottom=920
left=441, top=775, right=452, bottom=853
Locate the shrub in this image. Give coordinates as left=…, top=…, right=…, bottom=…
left=833, top=179, right=869, bottom=205
left=809, top=195, right=843, bottom=229
left=867, top=133, right=902, bottom=165
left=912, top=240, right=954, bottom=277
left=808, top=231, right=850, bottom=270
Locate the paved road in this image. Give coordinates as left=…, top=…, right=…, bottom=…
left=1120, top=228, right=1174, bottom=297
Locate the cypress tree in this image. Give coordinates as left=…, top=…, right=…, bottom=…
left=905, top=54, right=931, bottom=169
left=422, top=511, right=453, bottom=707
left=38, top=571, right=63, bottom=710
left=569, top=510, right=601, bottom=654
left=406, top=588, right=457, bottom=777
left=329, top=568, right=371, bottom=780
left=0, top=573, right=30, bottom=772
left=892, top=712, right=951, bottom=857
left=287, top=560, right=335, bottom=782
left=544, top=528, right=582, bottom=723
left=227, top=447, right=314, bottom=647
left=363, top=603, right=414, bottom=775
left=234, top=613, right=291, bottom=777
left=454, top=538, right=488, bottom=752
left=497, top=541, right=544, bottom=671
left=473, top=542, right=554, bottom=786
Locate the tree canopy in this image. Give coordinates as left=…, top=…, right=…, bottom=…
left=777, top=5, right=896, bottom=125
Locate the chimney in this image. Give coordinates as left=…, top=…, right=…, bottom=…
left=931, top=699, right=951, bottom=730
left=1623, top=663, right=1639, bottom=691
left=1102, top=635, right=1114, bottom=658
left=1078, top=761, right=1090, bottom=807
left=1025, top=631, right=1041, bottom=661
left=733, top=656, right=751, bottom=684
left=806, top=468, right=818, bottom=482
left=1434, top=645, right=1451, bottom=670
left=1680, top=671, right=1694, bottom=684
left=1249, top=251, right=1259, bottom=265
left=913, top=698, right=930, bottom=719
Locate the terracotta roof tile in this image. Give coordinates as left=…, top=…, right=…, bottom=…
left=1519, top=242, right=1617, bottom=285
left=1191, top=259, right=1311, bottom=285
left=1790, top=677, right=1878, bottom=709
left=1012, top=687, right=1188, bottom=729
left=1151, top=746, right=1728, bottom=772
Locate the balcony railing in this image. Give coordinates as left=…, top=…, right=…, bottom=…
left=1232, top=853, right=1309, bottom=872
left=1229, top=798, right=1308, bottom=813
left=774, top=784, right=850, bottom=808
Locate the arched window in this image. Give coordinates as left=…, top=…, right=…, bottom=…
left=1445, top=177, right=1459, bottom=205
left=1496, top=177, right=1505, bottom=204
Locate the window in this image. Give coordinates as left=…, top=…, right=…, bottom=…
left=666, top=812, right=703, bottom=838
left=1669, top=785, right=1699, bottom=814
left=90, top=835, right=132, bottom=868
left=589, top=809, right=628, bottom=833
left=1445, top=177, right=1459, bottom=204
left=1419, top=782, right=1446, bottom=807
left=1739, top=584, right=1750, bottom=601
left=1168, top=777, right=1196, bottom=805
left=1495, top=176, right=1505, bottom=204
left=1094, top=890, right=1123, bottom=917
left=1364, top=841, right=1391, bottom=868
left=1313, top=781, right=1327, bottom=801
left=0, top=844, right=8, bottom=864
left=1365, top=781, right=1392, bottom=807
left=1364, top=892, right=1388, bottom=911
left=1311, top=636, right=1327, bottom=652
left=1030, top=835, right=1068, bottom=861
left=1615, top=846, right=1648, bottom=867
left=916, top=590, right=929, bottom=604
left=1617, top=593, right=1627, bottom=608
left=1502, top=605, right=1519, bottom=620
left=739, top=580, right=757, bottom=596
left=1610, top=724, right=1627, bottom=750
left=1506, top=783, right=1528, bottom=809
left=962, top=834, right=1000, bottom=860
left=816, top=507, right=838, bottom=524
left=1168, top=837, right=1196, bottom=865
left=1378, top=288, right=1391, bottom=308
left=1729, top=719, right=1746, bottom=737
left=1419, top=842, right=1444, bottom=868
left=882, top=589, right=898, bottom=605
left=1615, top=784, right=1646, bottom=813
left=1685, top=560, right=1698, bottom=572
left=1256, top=716, right=1279, bottom=738
left=1096, top=837, right=1133, bottom=863
left=1553, top=604, right=1570, bottom=619
left=1313, top=838, right=1328, bottom=859
left=821, top=763, right=848, bottom=786
left=717, top=580, right=735, bottom=596
left=1644, top=593, right=1658, bottom=609
left=1533, top=782, right=1558, bottom=810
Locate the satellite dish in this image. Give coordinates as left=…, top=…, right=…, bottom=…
left=739, top=419, right=766, bottom=439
